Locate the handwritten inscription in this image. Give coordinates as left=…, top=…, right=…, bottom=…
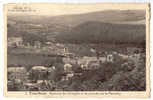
left=8, top=6, right=36, bottom=12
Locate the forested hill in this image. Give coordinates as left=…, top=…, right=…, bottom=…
left=56, top=21, right=145, bottom=45
left=7, top=10, right=145, bottom=45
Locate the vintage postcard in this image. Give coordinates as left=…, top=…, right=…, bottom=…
left=3, top=3, right=150, bottom=98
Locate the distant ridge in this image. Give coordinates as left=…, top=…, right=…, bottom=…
left=56, top=21, right=145, bottom=45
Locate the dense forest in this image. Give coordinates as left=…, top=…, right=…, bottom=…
left=56, top=21, right=145, bottom=44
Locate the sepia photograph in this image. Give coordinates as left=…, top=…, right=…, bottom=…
left=4, top=3, right=150, bottom=98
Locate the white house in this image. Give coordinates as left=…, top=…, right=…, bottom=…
left=8, top=67, right=26, bottom=73
left=78, top=56, right=106, bottom=68
left=63, top=57, right=77, bottom=65
left=61, top=73, right=74, bottom=81
left=8, top=37, right=23, bottom=47
left=106, top=54, right=114, bottom=62
left=32, top=66, right=47, bottom=71
left=64, top=63, right=73, bottom=72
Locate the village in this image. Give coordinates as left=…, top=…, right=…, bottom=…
left=7, top=36, right=145, bottom=91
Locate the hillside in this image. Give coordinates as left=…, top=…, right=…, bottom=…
left=56, top=21, right=145, bottom=44
left=7, top=10, right=145, bottom=45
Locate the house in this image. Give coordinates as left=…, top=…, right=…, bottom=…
left=34, top=41, right=41, bottom=48
left=64, top=63, right=73, bottom=72
left=63, top=57, right=77, bottom=65
left=78, top=56, right=96, bottom=66
left=8, top=67, right=26, bottom=73
left=80, top=60, right=100, bottom=70
left=45, top=41, right=51, bottom=45
left=25, top=43, right=31, bottom=48
left=48, top=66, right=56, bottom=72
left=61, top=73, right=74, bottom=81
left=31, top=66, right=47, bottom=72
left=30, top=66, right=48, bottom=81
left=7, top=67, right=27, bottom=81
left=64, top=53, right=75, bottom=58
left=8, top=37, right=23, bottom=47
left=78, top=56, right=106, bottom=70
left=106, top=54, right=114, bottom=62
left=62, top=63, right=74, bottom=81
left=56, top=43, right=65, bottom=47
left=88, top=61, right=100, bottom=69
left=78, top=56, right=106, bottom=66
left=90, top=48, right=96, bottom=53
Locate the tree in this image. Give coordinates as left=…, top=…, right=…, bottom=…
left=22, top=33, right=46, bottom=46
